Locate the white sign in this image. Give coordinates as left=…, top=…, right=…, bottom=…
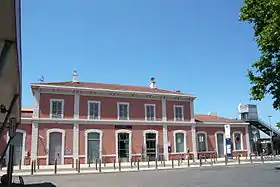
left=224, top=124, right=231, bottom=139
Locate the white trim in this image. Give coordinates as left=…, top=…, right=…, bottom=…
left=22, top=118, right=195, bottom=126
left=143, top=130, right=159, bottom=158
left=215, top=131, right=226, bottom=156
left=84, top=129, right=103, bottom=164
left=31, top=84, right=196, bottom=98
left=73, top=123, right=79, bottom=164
left=49, top=99, right=64, bottom=118
left=32, top=91, right=40, bottom=119
left=173, top=105, right=184, bottom=121
left=196, top=131, right=208, bottom=152
left=173, top=130, right=187, bottom=153
left=191, top=124, right=197, bottom=157
left=74, top=92, right=80, bottom=119
left=232, top=131, right=244, bottom=151
left=31, top=122, right=39, bottom=160
left=117, top=102, right=130, bottom=120
left=245, top=124, right=251, bottom=156
left=6, top=129, right=26, bottom=165
left=162, top=124, right=168, bottom=160
left=144, top=104, right=156, bottom=121
left=115, top=129, right=132, bottom=162
left=196, top=122, right=249, bottom=125
left=87, top=100, right=101, bottom=120
left=46, top=128, right=65, bottom=165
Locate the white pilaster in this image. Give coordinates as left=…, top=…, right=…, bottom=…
left=191, top=124, right=197, bottom=159
left=31, top=122, right=39, bottom=160
left=190, top=98, right=195, bottom=122
left=73, top=123, right=79, bottom=163
left=74, top=91, right=80, bottom=119
left=245, top=124, right=251, bottom=156
left=161, top=97, right=168, bottom=160
left=32, top=91, right=40, bottom=119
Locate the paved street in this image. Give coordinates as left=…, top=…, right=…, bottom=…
left=19, top=163, right=280, bottom=187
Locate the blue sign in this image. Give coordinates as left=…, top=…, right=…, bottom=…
left=225, top=138, right=232, bottom=158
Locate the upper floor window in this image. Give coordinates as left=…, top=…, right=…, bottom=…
left=88, top=101, right=101, bottom=120
left=233, top=132, right=243, bottom=151
left=145, top=104, right=156, bottom=121
left=50, top=99, right=64, bottom=118
left=174, top=105, right=184, bottom=121
left=197, top=132, right=207, bottom=152
left=117, top=102, right=129, bottom=120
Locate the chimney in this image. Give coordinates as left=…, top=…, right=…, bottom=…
left=149, top=77, right=156, bottom=88
left=72, top=70, right=79, bottom=83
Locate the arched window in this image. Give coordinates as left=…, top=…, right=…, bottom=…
left=233, top=131, right=243, bottom=151
left=197, top=132, right=207, bottom=152
left=173, top=130, right=187, bottom=153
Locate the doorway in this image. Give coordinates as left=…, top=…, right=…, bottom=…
left=117, top=133, right=130, bottom=162
left=49, top=132, right=62, bottom=165
left=216, top=133, right=225, bottom=157
left=87, top=132, right=100, bottom=163
left=145, top=133, right=157, bottom=161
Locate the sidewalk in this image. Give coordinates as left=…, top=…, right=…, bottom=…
left=1, top=156, right=280, bottom=177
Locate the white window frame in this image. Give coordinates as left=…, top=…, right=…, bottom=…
left=215, top=131, right=226, bottom=155
left=87, top=100, right=101, bottom=120
left=173, top=130, right=187, bottom=153
left=196, top=131, right=208, bottom=152
left=84, top=129, right=103, bottom=164
left=232, top=131, right=244, bottom=151
left=49, top=99, right=64, bottom=118
left=143, top=130, right=159, bottom=158
left=117, top=102, right=130, bottom=120
left=115, top=129, right=132, bottom=162
left=173, top=105, right=184, bottom=121
left=144, top=104, right=156, bottom=121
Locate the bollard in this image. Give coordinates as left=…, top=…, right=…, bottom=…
left=163, top=159, right=166, bottom=167
left=78, top=159, right=81, bottom=173
left=19, top=159, right=22, bottom=170
left=137, top=159, right=140, bottom=171
left=210, top=155, right=213, bottom=166
left=204, top=155, right=206, bottom=163
left=95, top=159, right=98, bottom=170
left=250, top=153, right=252, bottom=163
left=99, top=159, right=102, bottom=172
left=199, top=156, right=202, bottom=166
left=31, top=160, right=34, bottom=175
left=155, top=158, right=158, bottom=169
left=75, top=159, right=78, bottom=171
left=271, top=153, right=273, bottom=161
left=54, top=159, right=57, bottom=174
left=261, top=153, right=264, bottom=163
left=33, top=160, right=36, bottom=173
left=273, top=150, right=276, bottom=160
left=134, top=158, right=136, bottom=166
left=72, top=158, right=74, bottom=168
left=246, top=154, right=247, bottom=160
left=37, top=159, right=40, bottom=170
left=225, top=155, right=228, bottom=166
left=147, top=157, right=150, bottom=168
left=113, top=159, right=116, bottom=170
left=103, top=159, right=106, bottom=167
left=172, top=159, right=174, bottom=168
left=187, top=156, right=190, bottom=167
left=88, top=160, right=91, bottom=168
left=177, top=158, right=180, bottom=166
left=238, top=154, right=241, bottom=164
left=131, top=158, right=133, bottom=168
left=118, top=160, right=121, bottom=172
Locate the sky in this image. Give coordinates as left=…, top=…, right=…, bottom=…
left=21, top=0, right=279, bottom=129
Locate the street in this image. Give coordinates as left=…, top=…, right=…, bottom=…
left=20, top=163, right=280, bottom=187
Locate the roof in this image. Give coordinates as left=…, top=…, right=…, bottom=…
left=195, top=114, right=245, bottom=123
left=32, top=81, right=194, bottom=97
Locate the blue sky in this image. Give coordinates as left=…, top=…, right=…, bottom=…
left=21, top=0, right=279, bottom=127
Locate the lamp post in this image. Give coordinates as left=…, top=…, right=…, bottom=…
left=268, top=115, right=274, bottom=154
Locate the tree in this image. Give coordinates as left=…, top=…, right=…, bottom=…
left=276, top=122, right=280, bottom=129
left=239, top=0, right=280, bottom=110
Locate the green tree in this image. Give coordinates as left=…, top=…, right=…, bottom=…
left=239, top=0, right=280, bottom=110
left=276, top=122, right=280, bottom=129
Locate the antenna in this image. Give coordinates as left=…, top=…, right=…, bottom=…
left=38, top=76, right=44, bottom=83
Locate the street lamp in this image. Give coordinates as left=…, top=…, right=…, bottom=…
left=268, top=115, right=274, bottom=154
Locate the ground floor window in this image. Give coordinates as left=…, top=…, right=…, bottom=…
left=116, top=130, right=131, bottom=162
left=197, top=132, right=207, bottom=152
left=87, top=131, right=101, bottom=163
left=233, top=132, right=243, bottom=151
left=174, top=130, right=186, bottom=153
